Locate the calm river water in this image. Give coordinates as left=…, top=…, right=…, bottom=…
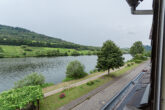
left=0, top=54, right=132, bottom=92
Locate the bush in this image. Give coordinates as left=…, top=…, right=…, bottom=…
left=14, top=73, right=45, bottom=88
left=59, top=93, right=66, bottom=99
left=86, top=81, right=95, bottom=86
left=90, top=68, right=98, bottom=74
left=23, top=52, right=26, bottom=56
left=87, top=51, right=92, bottom=55
left=47, top=50, right=60, bottom=56
left=127, top=64, right=131, bottom=67
left=92, top=51, right=98, bottom=55
left=0, top=86, right=43, bottom=110
left=127, top=59, right=134, bottom=63
left=35, top=51, right=46, bottom=57
left=0, top=47, right=4, bottom=53
left=134, top=54, right=147, bottom=61
left=64, top=52, right=68, bottom=56
left=71, top=51, right=80, bottom=56
left=66, top=60, right=87, bottom=79
left=134, top=60, right=142, bottom=64
left=131, top=62, right=134, bottom=65
left=0, top=53, right=4, bottom=58
left=21, top=45, right=28, bottom=48
left=24, top=48, right=32, bottom=51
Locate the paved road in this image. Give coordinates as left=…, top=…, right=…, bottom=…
left=44, top=67, right=124, bottom=97
left=71, top=61, right=150, bottom=110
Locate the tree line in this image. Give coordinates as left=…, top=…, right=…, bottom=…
left=0, top=24, right=100, bottom=51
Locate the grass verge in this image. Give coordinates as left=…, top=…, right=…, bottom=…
left=39, top=63, right=139, bottom=110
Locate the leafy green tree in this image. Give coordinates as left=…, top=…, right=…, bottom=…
left=96, top=40, right=124, bottom=75
left=66, top=60, right=87, bottom=79
left=14, top=73, right=45, bottom=88
left=130, top=41, right=144, bottom=56
left=0, top=86, right=43, bottom=110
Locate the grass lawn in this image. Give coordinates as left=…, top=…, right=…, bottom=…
left=39, top=63, right=139, bottom=110
left=0, top=45, right=95, bottom=58
left=42, top=70, right=106, bottom=93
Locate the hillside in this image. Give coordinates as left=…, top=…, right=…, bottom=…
left=144, top=45, right=151, bottom=52
left=121, top=48, right=130, bottom=54
left=0, top=24, right=99, bottom=51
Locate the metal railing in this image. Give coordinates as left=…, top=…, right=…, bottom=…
left=101, top=72, right=144, bottom=110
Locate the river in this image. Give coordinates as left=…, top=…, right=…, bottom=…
left=0, top=54, right=132, bottom=92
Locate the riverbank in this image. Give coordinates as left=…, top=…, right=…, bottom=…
left=0, top=55, right=132, bottom=92
left=40, top=62, right=142, bottom=110
left=0, top=45, right=97, bottom=58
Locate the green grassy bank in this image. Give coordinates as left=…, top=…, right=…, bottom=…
left=39, top=63, right=139, bottom=110
left=0, top=45, right=97, bottom=58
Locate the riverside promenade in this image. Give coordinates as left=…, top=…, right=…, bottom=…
left=58, top=60, right=150, bottom=110
left=44, top=67, right=124, bottom=97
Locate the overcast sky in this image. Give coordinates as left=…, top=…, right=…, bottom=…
left=0, top=0, right=152, bottom=48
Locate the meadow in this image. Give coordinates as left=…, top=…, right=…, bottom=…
left=0, top=45, right=97, bottom=58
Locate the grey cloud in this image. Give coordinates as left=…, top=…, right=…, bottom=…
left=0, top=0, right=152, bottom=47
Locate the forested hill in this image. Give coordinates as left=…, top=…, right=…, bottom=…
left=144, top=45, right=151, bottom=52
left=0, top=24, right=100, bottom=51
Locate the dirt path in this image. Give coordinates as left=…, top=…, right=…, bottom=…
left=44, top=67, right=124, bottom=97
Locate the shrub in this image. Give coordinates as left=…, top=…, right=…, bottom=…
left=35, top=51, right=46, bottom=57
left=134, top=60, right=142, bottom=64
left=134, top=54, right=147, bottom=61
left=66, top=60, right=87, bottom=79
left=95, top=80, right=100, bottom=82
left=23, top=52, right=26, bottom=56
left=127, top=64, right=131, bottom=67
left=71, top=51, right=80, bottom=56
left=90, top=68, right=98, bottom=74
left=64, top=52, right=68, bottom=56
left=86, top=81, right=95, bottom=86
left=59, top=93, right=66, bottom=99
left=14, top=73, right=45, bottom=88
left=0, top=53, right=4, bottom=58
left=24, top=48, right=32, bottom=51
left=21, top=45, right=28, bottom=48
left=87, top=51, right=92, bottom=55
left=47, top=50, right=60, bottom=56
left=92, top=51, right=98, bottom=55
left=127, top=59, right=134, bottom=63
left=0, top=86, right=43, bottom=110
left=0, top=47, right=4, bottom=53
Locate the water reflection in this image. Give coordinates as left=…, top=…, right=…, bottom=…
left=0, top=54, right=132, bottom=92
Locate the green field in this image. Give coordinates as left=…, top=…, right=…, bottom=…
left=39, top=63, right=139, bottom=110
left=0, top=45, right=97, bottom=58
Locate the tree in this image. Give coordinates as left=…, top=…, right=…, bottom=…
left=96, top=40, right=124, bottom=75
left=130, top=41, right=144, bottom=56
left=66, top=60, right=87, bottom=79
left=0, top=86, right=43, bottom=110
left=14, top=73, right=45, bottom=88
